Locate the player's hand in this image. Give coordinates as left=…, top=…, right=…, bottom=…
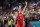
left=25, top=1, right=27, bottom=5
left=13, top=22, right=15, bottom=26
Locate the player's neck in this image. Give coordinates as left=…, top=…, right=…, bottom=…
left=19, top=11, right=21, bottom=13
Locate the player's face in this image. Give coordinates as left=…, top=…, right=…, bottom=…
left=18, top=8, right=21, bottom=12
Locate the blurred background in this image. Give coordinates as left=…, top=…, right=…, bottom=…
left=0, top=0, right=40, bottom=27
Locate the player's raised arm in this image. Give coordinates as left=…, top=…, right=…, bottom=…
left=22, top=1, right=27, bottom=14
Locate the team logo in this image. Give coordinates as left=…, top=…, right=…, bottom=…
left=19, top=14, right=21, bottom=16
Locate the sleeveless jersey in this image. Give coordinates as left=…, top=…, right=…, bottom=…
left=18, top=12, right=23, bottom=20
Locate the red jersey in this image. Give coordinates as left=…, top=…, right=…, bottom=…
left=17, top=12, right=24, bottom=27
left=18, top=12, right=23, bottom=20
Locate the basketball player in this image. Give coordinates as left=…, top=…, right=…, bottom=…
left=14, top=1, right=27, bottom=27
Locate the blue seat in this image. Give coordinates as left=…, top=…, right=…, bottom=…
left=30, top=21, right=40, bottom=27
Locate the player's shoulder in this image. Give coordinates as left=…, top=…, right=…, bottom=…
left=21, top=12, right=23, bottom=14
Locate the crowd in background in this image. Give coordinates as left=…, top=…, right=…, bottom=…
left=0, top=0, right=40, bottom=27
